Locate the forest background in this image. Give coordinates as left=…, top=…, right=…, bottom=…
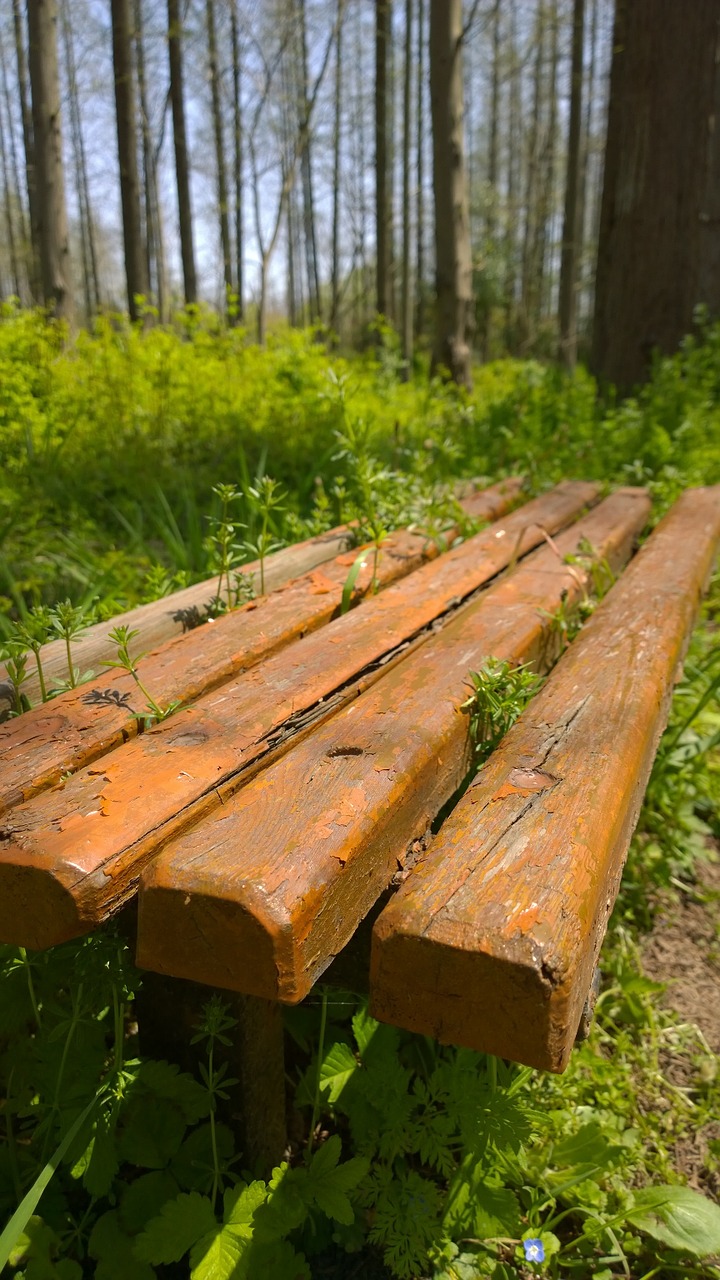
left=3, top=1, right=720, bottom=1279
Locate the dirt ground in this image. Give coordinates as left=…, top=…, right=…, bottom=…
left=640, top=852, right=720, bottom=1197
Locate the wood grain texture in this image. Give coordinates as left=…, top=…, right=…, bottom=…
left=369, top=487, right=720, bottom=1072
left=0, top=481, right=521, bottom=817
left=0, top=480, right=524, bottom=708
left=135, top=489, right=650, bottom=1000
left=0, top=482, right=599, bottom=948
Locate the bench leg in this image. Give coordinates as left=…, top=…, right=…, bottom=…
left=135, top=973, right=287, bottom=1176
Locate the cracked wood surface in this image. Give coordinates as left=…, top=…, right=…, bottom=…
left=0, top=481, right=523, bottom=708
left=0, top=482, right=597, bottom=948
left=0, top=480, right=522, bottom=817
left=369, top=487, right=720, bottom=1073
left=135, top=488, right=650, bottom=1000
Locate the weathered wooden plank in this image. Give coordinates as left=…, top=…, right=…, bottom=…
left=0, top=480, right=523, bottom=709
left=0, top=482, right=601, bottom=948
left=135, top=489, right=650, bottom=1000
left=369, top=487, right=720, bottom=1072
left=0, top=481, right=520, bottom=816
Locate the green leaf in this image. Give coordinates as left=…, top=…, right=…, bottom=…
left=118, top=1096, right=187, bottom=1168
left=223, top=1180, right=269, bottom=1232
left=318, top=1043, right=357, bottom=1103
left=253, top=1164, right=308, bottom=1239
left=444, top=1166, right=522, bottom=1241
left=551, top=1121, right=624, bottom=1174
left=134, top=1192, right=217, bottom=1264
left=82, top=1113, right=120, bottom=1198
left=171, top=1121, right=235, bottom=1192
left=119, top=1171, right=180, bottom=1235
left=626, top=1183, right=720, bottom=1257
left=241, top=1239, right=310, bottom=1280
left=189, top=1225, right=245, bottom=1280
left=340, top=548, right=371, bottom=613
left=136, top=1060, right=211, bottom=1123
left=305, top=1136, right=369, bottom=1225
left=88, top=1211, right=157, bottom=1280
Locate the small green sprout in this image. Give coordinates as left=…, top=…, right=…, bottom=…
left=0, top=642, right=32, bottom=717
left=49, top=600, right=93, bottom=690
left=12, top=606, right=53, bottom=703
left=461, top=657, right=543, bottom=768
left=242, top=476, right=286, bottom=595
left=103, top=625, right=181, bottom=726
left=206, top=483, right=245, bottom=611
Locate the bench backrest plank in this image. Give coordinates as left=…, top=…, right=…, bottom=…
left=135, top=490, right=650, bottom=1001
left=0, top=483, right=596, bottom=949
left=369, top=487, right=720, bottom=1072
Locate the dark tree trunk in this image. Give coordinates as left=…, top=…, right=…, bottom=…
left=206, top=0, right=233, bottom=318
left=27, top=0, right=73, bottom=321
left=558, top=0, right=584, bottom=367
left=168, top=0, right=197, bottom=304
left=230, top=0, right=243, bottom=320
left=400, top=0, right=412, bottom=374
left=593, top=0, right=720, bottom=393
left=111, top=0, right=148, bottom=320
left=429, top=0, right=472, bottom=387
left=375, top=0, right=391, bottom=317
left=13, top=0, right=40, bottom=298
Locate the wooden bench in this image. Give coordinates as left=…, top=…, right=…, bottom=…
left=1, top=480, right=718, bottom=1164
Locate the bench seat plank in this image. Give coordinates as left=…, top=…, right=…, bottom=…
left=135, top=490, right=650, bottom=1001
left=0, top=481, right=520, bottom=816
left=0, top=483, right=599, bottom=949
left=0, top=481, right=524, bottom=708
left=369, top=487, right=720, bottom=1072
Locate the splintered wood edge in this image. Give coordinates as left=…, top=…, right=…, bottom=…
left=369, top=486, right=720, bottom=1072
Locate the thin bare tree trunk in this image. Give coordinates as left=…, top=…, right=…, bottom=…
left=13, top=0, right=39, bottom=298
left=297, top=0, right=321, bottom=321
left=168, top=0, right=196, bottom=304
left=61, top=0, right=98, bottom=318
left=111, top=0, right=148, bottom=319
left=230, top=0, right=243, bottom=320
left=375, top=0, right=391, bottom=317
left=504, top=0, right=520, bottom=348
left=400, top=0, right=412, bottom=374
left=330, top=0, right=344, bottom=333
left=206, top=0, right=232, bottom=318
left=0, top=84, right=21, bottom=297
left=415, top=0, right=424, bottom=340
left=537, top=0, right=559, bottom=320
left=27, top=0, right=73, bottom=321
left=0, top=29, right=27, bottom=298
left=558, top=0, right=584, bottom=367
left=429, top=0, right=472, bottom=386
left=135, top=0, right=166, bottom=318
left=520, top=2, right=545, bottom=348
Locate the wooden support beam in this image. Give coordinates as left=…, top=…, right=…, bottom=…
left=135, top=489, right=649, bottom=1000
left=369, top=488, right=720, bottom=1072
left=0, top=482, right=596, bottom=949
left=0, top=481, right=520, bottom=816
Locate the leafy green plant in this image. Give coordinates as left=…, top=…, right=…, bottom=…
left=103, top=625, right=181, bottom=726
left=461, top=657, right=544, bottom=767
left=49, top=599, right=93, bottom=691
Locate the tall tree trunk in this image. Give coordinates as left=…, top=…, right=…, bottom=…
left=0, top=84, right=21, bottom=297
left=400, top=0, right=412, bottom=374
left=168, top=0, right=197, bottom=304
left=61, top=0, right=99, bottom=318
left=375, top=0, right=391, bottom=317
left=520, top=2, right=545, bottom=348
left=330, top=0, right=344, bottom=334
left=230, top=0, right=243, bottom=320
left=135, top=0, right=166, bottom=318
left=414, top=0, right=424, bottom=339
left=206, top=0, right=232, bottom=318
left=537, top=0, right=559, bottom=320
left=111, top=0, right=148, bottom=320
left=504, top=0, right=520, bottom=348
left=0, top=29, right=27, bottom=298
left=429, top=0, right=472, bottom=386
left=479, top=0, right=502, bottom=360
left=13, top=0, right=40, bottom=298
left=27, top=0, right=73, bottom=321
left=558, top=0, right=585, bottom=367
left=593, top=0, right=720, bottom=393
left=297, top=0, right=321, bottom=321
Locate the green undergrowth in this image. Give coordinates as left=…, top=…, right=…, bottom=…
left=2, top=312, right=720, bottom=1277
left=2, top=304, right=720, bottom=628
